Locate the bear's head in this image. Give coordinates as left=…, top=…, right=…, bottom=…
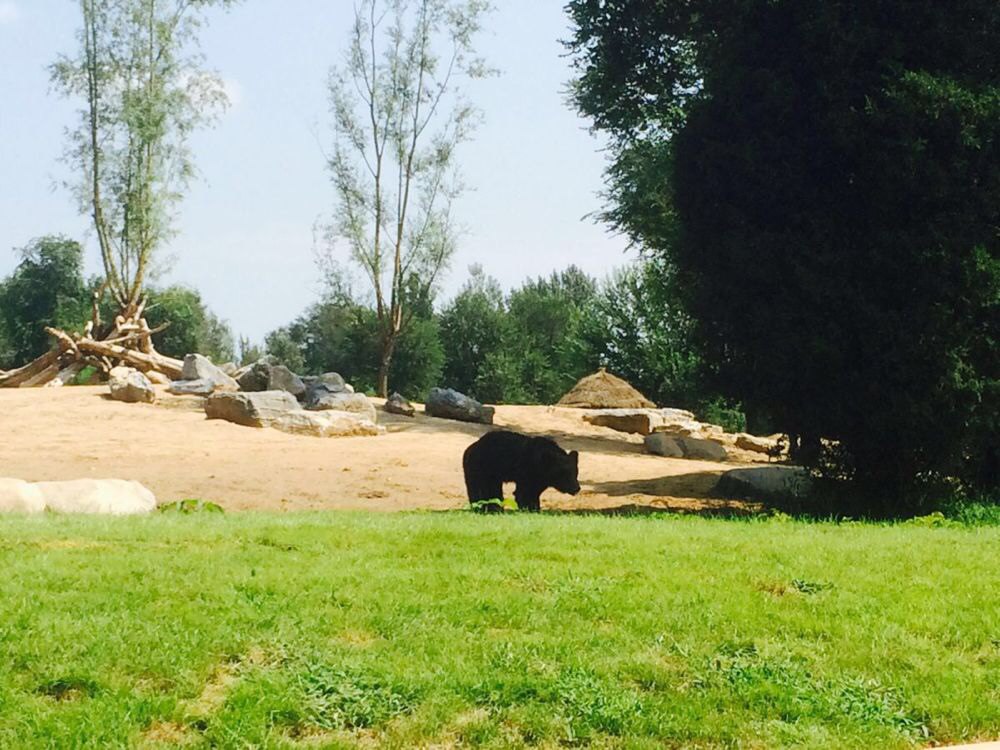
left=551, top=449, right=581, bottom=496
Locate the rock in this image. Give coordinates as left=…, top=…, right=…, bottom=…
left=0, top=479, right=46, bottom=514
left=644, top=434, right=728, bottom=461
left=385, top=392, right=415, bottom=417
left=219, top=362, right=238, bottom=376
left=238, top=360, right=305, bottom=397
left=583, top=408, right=701, bottom=436
left=168, top=379, right=216, bottom=396
left=273, top=410, right=383, bottom=438
left=735, top=433, right=777, bottom=455
left=715, top=466, right=813, bottom=501
left=182, top=353, right=239, bottom=391
left=268, top=365, right=306, bottom=398
left=236, top=361, right=270, bottom=392
left=36, top=479, right=158, bottom=515
left=643, top=434, right=685, bottom=458
left=108, top=367, right=156, bottom=404
left=307, top=391, right=377, bottom=423
left=425, top=388, right=495, bottom=425
left=146, top=371, right=171, bottom=386
left=204, top=391, right=300, bottom=428
left=677, top=437, right=729, bottom=461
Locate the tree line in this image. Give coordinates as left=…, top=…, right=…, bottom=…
left=0, top=236, right=742, bottom=429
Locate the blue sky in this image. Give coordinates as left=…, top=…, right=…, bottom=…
left=0, top=1, right=632, bottom=341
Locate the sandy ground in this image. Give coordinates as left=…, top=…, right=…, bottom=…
left=2, top=386, right=762, bottom=513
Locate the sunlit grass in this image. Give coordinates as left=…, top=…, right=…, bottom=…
left=0, top=512, right=998, bottom=748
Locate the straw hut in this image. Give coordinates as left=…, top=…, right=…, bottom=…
left=557, top=368, right=656, bottom=409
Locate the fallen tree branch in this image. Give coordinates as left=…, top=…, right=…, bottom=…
left=0, top=350, right=61, bottom=388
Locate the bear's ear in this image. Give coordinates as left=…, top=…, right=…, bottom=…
left=569, top=450, right=579, bottom=464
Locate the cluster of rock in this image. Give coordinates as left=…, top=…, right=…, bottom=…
left=582, top=407, right=784, bottom=463
left=109, top=354, right=382, bottom=438
left=0, top=478, right=158, bottom=515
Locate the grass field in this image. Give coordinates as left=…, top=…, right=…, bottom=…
left=1, top=512, right=998, bottom=749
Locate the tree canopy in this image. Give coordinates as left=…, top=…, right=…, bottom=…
left=567, top=0, right=1000, bottom=506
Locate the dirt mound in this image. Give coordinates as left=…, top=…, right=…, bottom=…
left=557, top=368, right=656, bottom=409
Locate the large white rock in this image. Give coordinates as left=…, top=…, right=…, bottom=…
left=583, top=408, right=701, bottom=436
left=273, top=410, right=384, bottom=438
left=108, top=366, right=156, bottom=404
left=0, top=479, right=46, bottom=514
left=182, top=354, right=239, bottom=392
left=35, top=479, right=158, bottom=515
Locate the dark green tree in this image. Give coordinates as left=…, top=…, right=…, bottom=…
left=0, top=237, right=90, bottom=368
left=438, top=265, right=507, bottom=396
left=144, top=286, right=235, bottom=364
left=568, top=0, right=1000, bottom=507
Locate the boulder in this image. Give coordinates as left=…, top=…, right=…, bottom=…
left=182, top=354, right=239, bottom=391
left=219, top=362, right=238, bottom=376
left=678, top=437, right=728, bottom=461
left=168, top=379, right=216, bottom=396
left=715, top=466, right=813, bottom=501
left=36, top=479, right=158, bottom=515
left=385, top=392, right=415, bottom=417
left=425, top=388, right=495, bottom=425
left=238, top=360, right=305, bottom=398
left=643, top=434, right=685, bottom=458
left=307, top=391, right=377, bottom=423
left=644, top=434, right=728, bottom=461
left=205, top=391, right=300, bottom=428
left=273, top=410, right=383, bottom=438
left=735, top=433, right=777, bottom=455
left=108, top=367, right=156, bottom=404
left=0, top=478, right=46, bottom=514
left=583, top=408, right=701, bottom=436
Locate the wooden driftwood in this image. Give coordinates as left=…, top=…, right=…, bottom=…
left=0, top=314, right=179, bottom=388
left=0, top=350, right=61, bottom=388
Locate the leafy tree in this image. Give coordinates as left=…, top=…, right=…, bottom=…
left=51, top=0, right=238, bottom=314
left=143, top=285, right=234, bottom=363
left=568, top=0, right=1000, bottom=507
left=265, top=295, right=444, bottom=400
left=502, top=266, right=599, bottom=403
left=322, top=0, right=493, bottom=397
left=438, top=265, right=506, bottom=395
left=0, top=237, right=90, bottom=368
left=578, top=260, right=704, bottom=409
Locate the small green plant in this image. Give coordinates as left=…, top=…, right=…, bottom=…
left=158, top=499, right=224, bottom=514
left=72, top=365, right=99, bottom=386
left=700, top=397, right=747, bottom=434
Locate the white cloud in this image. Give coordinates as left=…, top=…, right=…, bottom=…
left=0, top=2, right=20, bottom=25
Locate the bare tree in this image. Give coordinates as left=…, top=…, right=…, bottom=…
left=324, top=0, right=493, bottom=397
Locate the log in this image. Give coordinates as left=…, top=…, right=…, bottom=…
left=43, top=361, right=88, bottom=388
left=74, top=338, right=183, bottom=379
left=21, top=363, right=62, bottom=388
left=0, top=350, right=60, bottom=388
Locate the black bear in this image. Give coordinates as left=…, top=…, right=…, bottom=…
left=463, top=430, right=581, bottom=512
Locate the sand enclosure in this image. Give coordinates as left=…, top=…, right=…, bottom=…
left=2, top=386, right=760, bottom=513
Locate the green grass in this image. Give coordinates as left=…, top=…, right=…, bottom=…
left=0, top=512, right=998, bottom=749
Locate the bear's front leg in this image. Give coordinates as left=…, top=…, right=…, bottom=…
left=514, top=484, right=542, bottom=513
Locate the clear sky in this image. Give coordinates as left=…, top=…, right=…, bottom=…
left=0, top=1, right=632, bottom=341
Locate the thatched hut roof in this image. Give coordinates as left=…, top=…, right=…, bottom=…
left=557, top=368, right=656, bottom=409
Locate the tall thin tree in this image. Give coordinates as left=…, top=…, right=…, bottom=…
left=52, top=0, right=238, bottom=317
left=324, top=0, right=493, bottom=397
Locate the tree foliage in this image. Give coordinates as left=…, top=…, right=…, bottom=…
left=0, top=237, right=90, bottom=368
left=568, top=0, right=1000, bottom=506
left=322, top=0, right=493, bottom=397
left=51, top=0, right=238, bottom=312
left=144, top=285, right=235, bottom=363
